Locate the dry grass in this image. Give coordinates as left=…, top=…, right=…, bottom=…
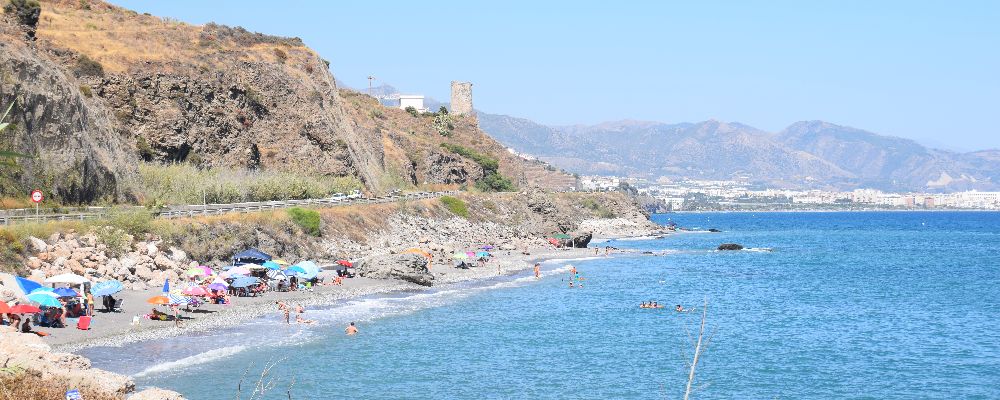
left=35, top=0, right=314, bottom=73
left=0, top=370, right=123, bottom=400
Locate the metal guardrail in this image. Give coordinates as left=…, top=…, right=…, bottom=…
left=0, top=191, right=459, bottom=225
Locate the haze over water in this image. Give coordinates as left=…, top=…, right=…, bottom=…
left=91, top=212, right=1000, bottom=399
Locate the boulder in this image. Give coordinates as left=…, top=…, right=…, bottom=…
left=28, top=236, right=48, bottom=252
left=355, top=253, right=434, bottom=286
left=153, top=254, right=175, bottom=270
left=135, top=265, right=153, bottom=280
left=168, top=247, right=187, bottom=263
left=717, top=243, right=744, bottom=251
left=558, top=232, right=593, bottom=248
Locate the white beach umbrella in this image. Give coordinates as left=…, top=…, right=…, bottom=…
left=44, top=273, right=90, bottom=285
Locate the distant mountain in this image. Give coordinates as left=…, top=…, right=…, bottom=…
left=478, top=114, right=999, bottom=191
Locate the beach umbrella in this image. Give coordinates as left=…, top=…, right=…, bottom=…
left=480, top=245, right=494, bottom=250
left=261, top=261, right=282, bottom=270
left=207, top=283, right=228, bottom=292
left=162, top=279, right=171, bottom=294
left=466, top=251, right=476, bottom=258
left=553, top=233, right=572, bottom=240
left=185, top=268, right=208, bottom=277
left=167, top=294, right=190, bottom=305
left=182, top=286, right=209, bottom=296
left=91, top=280, right=124, bottom=297
left=226, top=266, right=252, bottom=276
left=44, top=273, right=89, bottom=285
left=29, top=287, right=56, bottom=295
left=0, top=302, right=10, bottom=314
left=285, top=266, right=306, bottom=274
left=230, top=276, right=260, bottom=288
left=1, top=273, right=42, bottom=299
left=403, top=248, right=432, bottom=259
left=10, top=304, right=40, bottom=314
left=53, top=287, right=79, bottom=297
left=147, top=295, right=170, bottom=305
left=266, top=270, right=288, bottom=280
left=336, top=260, right=353, bottom=267
left=243, top=263, right=265, bottom=270
left=271, top=259, right=290, bottom=266
left=211, top=277, right=229, bottom=286
left=27, top=293, right=61, bottom=307
left=452, top=252, right=468, bottom=259
left=292, top=261, right=320, bottom=279
left=476, top=251, right=491, bottom=258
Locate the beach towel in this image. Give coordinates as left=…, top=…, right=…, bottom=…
left=76, top=316, right=91, bottom=330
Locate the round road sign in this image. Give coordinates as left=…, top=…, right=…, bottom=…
left=30, top=189, right=43, bottom=203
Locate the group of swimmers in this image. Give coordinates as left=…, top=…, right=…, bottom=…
left=639, top=302, right=688, bottom=312
left=276, top=300, right=362, bottom=334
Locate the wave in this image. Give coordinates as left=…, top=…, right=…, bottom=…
left=541, top=256, right=603, bottom=264
left=132, top=346, right=247, bottom=378
left=743, top=247, right=773, bottom=253
left=610, top=235, right=661, bottom=241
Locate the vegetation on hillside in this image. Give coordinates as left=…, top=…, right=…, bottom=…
left=287, top=207, right=320, bottom=237
left=438, top=143, right=515, bottom=192
left=439, top=195, right=469, bottom=218
left=0, top=369, right=122, bottom=400
left=130, top=163, right=361, bottom=207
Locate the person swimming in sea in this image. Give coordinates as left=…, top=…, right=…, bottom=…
left=675, top=304, right=686, bottom=312
left=346, top=321, right=358, bottom=335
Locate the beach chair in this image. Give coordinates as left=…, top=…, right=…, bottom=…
left=76, top=316, right=92, bottom=330
left=112, top=299, right=124, bottom=312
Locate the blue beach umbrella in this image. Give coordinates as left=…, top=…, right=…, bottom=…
left=162, top=279, right=170, bottom=294
left=91, top=280, right=124, bottom=297
left=261, top=261, right=282, bottom=270
left=476, top=251, right=491, bottom=258
left=167, top=294, right=190, bottom=305
left=53, top=287, right=79, bottom=297
left=29, top=287, right=55, bottom=294
left=285, top=266, right=307, bottom=275
left=27, top=293, right=62, bottom=307
left=230, top=276, right=260, bottom=288
left=16, top=276, right=43, bottom=294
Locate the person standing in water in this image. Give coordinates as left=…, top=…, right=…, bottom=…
left=346, top=322, right=358, bottom=335
left=534, top=263, right=541, bottom=279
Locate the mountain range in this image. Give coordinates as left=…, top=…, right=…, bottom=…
left=478, top=114, right=1000, bottom=192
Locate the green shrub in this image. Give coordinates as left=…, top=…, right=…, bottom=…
left=440, top=196, right=469, bottom=218
left=273, top=48, right=288, bottom=63
left=94, top=226, right=130, bottom=257
left=287, top=207, right=321, bottom=236
left=79, top=85, right=92, bottom=98
left=74, top=55, right=104, bottom=77
left=104, top=208, right=153, bottom=238
left=439, top=143, right=499, bottom=172
left=475, top=172, right=516, bottom=192
left=405, top=106, right=418, bottom=117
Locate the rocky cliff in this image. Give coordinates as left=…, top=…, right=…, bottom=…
left=0, top=0, right=575, bottom=203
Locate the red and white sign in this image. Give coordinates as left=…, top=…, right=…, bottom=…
left=30, top=189, right=43, bottom=203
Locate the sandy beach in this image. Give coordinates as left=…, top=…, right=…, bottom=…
left=48, top=246, right=596, bottom=353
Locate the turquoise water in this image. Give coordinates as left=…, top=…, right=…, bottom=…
left=84, top=212, right=1000, bottom=399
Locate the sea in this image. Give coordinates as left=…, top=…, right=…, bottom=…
left=81, top=212, right=1000, bottom=399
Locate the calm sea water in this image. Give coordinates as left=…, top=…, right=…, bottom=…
left=84, top=212, right=1000, bottom=399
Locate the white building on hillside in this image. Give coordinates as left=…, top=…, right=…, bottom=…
left=399, top=95, right=427, bottom=112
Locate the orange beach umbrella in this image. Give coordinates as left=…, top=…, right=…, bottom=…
left=146, top=295, right=170, bottom=305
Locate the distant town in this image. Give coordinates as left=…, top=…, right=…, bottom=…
left=577, top=175, right=1000, bottom=211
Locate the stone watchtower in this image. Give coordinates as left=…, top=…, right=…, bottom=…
left=450, top=81, right=474, bottom=115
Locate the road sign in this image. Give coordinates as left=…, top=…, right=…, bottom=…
left=30, top=189, right=43, bottom=203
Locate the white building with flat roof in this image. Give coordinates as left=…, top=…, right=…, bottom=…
left=399, top=95, right=427, bottom=112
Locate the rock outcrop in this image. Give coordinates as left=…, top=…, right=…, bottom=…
left=0, top=329, right=135, bottom=396
left=354, top=253, right=434, bottom=286
left=0, top=25, right=137, bottom=203
left=130, top=388, right=187, bottom=400
left=559, top=232, right=593, bottom=248
left=717, top=243, right=744, bottom=251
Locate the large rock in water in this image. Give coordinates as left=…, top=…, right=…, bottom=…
left=355, top=253, right=434, bottom=286
left=559, top=232, right=593, bottom=248
left=131, top=388, right=186, bottom=400
left=717, top=243, right=744, bottom=251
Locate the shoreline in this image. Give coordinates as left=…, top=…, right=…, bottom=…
left=52, top=246, right=598, bottom=354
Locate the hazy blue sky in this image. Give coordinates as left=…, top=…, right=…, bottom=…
left=110, top=1, right=999, bottom=151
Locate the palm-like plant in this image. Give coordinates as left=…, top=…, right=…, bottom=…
left=0, top=102, right=32, bottom=167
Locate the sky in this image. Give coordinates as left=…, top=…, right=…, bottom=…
left=110, top=1, right=1000, bottom=151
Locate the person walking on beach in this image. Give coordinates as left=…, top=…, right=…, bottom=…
left=85, top=292, right=94, bottom=317
left=170, top=304, right=182, bottom=328
left=345, top=322, right=358, bottom=335
left=534, top=263, right=541, bottom=279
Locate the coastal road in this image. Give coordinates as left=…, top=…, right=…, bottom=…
left=0, top=191, right=459, bottom=225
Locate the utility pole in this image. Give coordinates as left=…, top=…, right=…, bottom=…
left=367, top=75, right=375, bottom=96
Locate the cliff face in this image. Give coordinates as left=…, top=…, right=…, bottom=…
left=0, top=21, right=136, bottom=202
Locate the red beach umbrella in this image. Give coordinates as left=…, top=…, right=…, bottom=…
left=0, top=302, right=10, bottom=314
left=336, top=260, right=353, bottom=268
left=10, top=304, right=41, bottom=314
